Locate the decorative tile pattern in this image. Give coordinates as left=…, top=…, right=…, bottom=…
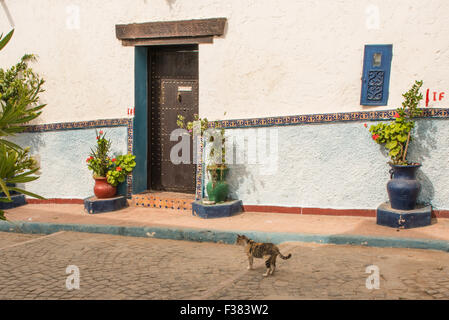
left=23, top=118, right=131, bottom=132
left=23, top=118, right=134, bottom=198
left=131, top=193, right=194, bottom=210
left=126, top=118, right=134, bottom=198
left=195, top=137, right=204, bottom=200
left=208, top=108, right=449, bottom=129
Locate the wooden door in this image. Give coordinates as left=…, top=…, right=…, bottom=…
left=148, top=46, right=198, bottom=193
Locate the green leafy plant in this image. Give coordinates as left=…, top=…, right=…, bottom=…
left=0, top=29, right=14, bottom=51
left=0, top=34, right=46, bottom=220
left=0, top=145, right=44, bottom=220
left=177, top=114, right=209, bottom=135
left=87, top=130, right=112, bottom=178
left=368, top=80, right=424, bottom=165
left=0, top=54, right=46, bottom=151
left=86, top=130, right=136, bottom=186
left=176, top=114, right=226, bottom=168
left=106, top=154, right=136, bottom=187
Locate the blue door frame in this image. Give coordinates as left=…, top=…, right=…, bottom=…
left=131, top=46, right=203, bottom=197
left=132, top=46, right=149, bottom=194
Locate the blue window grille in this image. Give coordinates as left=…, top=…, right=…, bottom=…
left=361, top=44, right=392, bottom=106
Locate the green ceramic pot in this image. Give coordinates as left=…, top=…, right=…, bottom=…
left=206, top=166, right=229, bottom=203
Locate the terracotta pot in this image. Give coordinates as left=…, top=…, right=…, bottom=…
left=93, top=177, right=116, bottom=199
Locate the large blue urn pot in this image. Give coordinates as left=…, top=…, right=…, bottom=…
left=387, top=164, right=421, bottom=210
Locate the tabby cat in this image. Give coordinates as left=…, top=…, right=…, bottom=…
left=236, top=234, right=292, bottom=276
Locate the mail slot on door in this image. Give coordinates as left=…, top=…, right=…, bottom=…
left=177, top=86, right=193, bottom=104
left=161, top=79, right=198, bottom=126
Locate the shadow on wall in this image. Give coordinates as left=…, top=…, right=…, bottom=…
left=413, top=119, right=438, bottom=164
left=227, top=163, right=255, bottom=201
left=411, top=120, right=438, bottom=206
left=29, top=133, right=45, bottom=174
left=12, top=132, right=46, bottom=188
left=27, top=132, right=46, bottom=150
left=224, top=141, right=256, bottom=201
left=165, top=0, right=176, bottom=9
left=11, top=132, right=45, bottom=158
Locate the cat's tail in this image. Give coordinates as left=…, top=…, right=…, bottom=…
left=279, top=252, right=292, bottom=260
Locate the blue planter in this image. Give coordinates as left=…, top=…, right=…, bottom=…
left=387, top=164, right=421, bottom=210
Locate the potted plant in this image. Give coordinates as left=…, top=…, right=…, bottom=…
left=0, top=146, right=43, bottom=218
left=1, top=34, right=46, bottom=220
left=205, top=125, right=229, bottom=204
left=86, top=130, right=136, bottom=199
left=177, top=114, right=229, bottom=203
left=367, top=80, right=424, bottom=210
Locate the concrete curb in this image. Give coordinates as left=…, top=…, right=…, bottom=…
left=1, top=220, right=449, bottom=252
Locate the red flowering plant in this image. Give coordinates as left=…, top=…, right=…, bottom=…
left=86, top=130, right=136, bottom=186
left=106, top=154, right=136, bottom=187
left=367, top=80, right=424, bottom=165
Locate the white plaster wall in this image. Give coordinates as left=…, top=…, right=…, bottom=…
left=1, top=0, right=449, bottom=123
left=10, top=127, right=128, bottom=199
left=220, top=119, right=449, bottom=210
left=200, top=0, right=449, bottom=120
left=2, top=1, right=449, bottom=209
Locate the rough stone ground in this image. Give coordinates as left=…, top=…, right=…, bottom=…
left=0, top=231, right=448, bottom=300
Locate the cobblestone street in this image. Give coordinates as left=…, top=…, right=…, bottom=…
left=0, top=231, right=449, bottom=300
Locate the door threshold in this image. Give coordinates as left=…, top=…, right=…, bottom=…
left=132, top=190, right=195, bottom=210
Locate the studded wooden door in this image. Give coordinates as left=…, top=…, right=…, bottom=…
left=148, top=46, right=198, bottom=193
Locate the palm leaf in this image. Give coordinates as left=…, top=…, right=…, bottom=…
left=0, top=29, right=14, bottom=51
left=0, top=178, right=11, bottom=200
left=7, top=175, right=39, bottom=184
left=8, top=187, right=45, bottom=200
left=7, top=167, right=40, bottom=180
left=0, top=139, right=22, bottom=151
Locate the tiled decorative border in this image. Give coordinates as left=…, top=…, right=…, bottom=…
left=24, top=118, right=134, bottom=198
left=209, top=108, right=449, bottom=129
left=195, top=137, right=204, bottom=200
left=23, top=118, right=132, bottom=132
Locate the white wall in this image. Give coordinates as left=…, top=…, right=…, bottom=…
left=200, top=0, right=449, bottom=120
left=1, top=0, right=448, bottom=124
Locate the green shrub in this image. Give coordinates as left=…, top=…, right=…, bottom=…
left=106, top=154, right=136, bottom=187
left=0, top=30, right=45, bottom=220
left=368, top=80, right=424, bottom=165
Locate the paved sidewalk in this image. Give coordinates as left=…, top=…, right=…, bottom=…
left=3, top=203, right=449, bottom=248
left=2, top=231, right=449, bottom=300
